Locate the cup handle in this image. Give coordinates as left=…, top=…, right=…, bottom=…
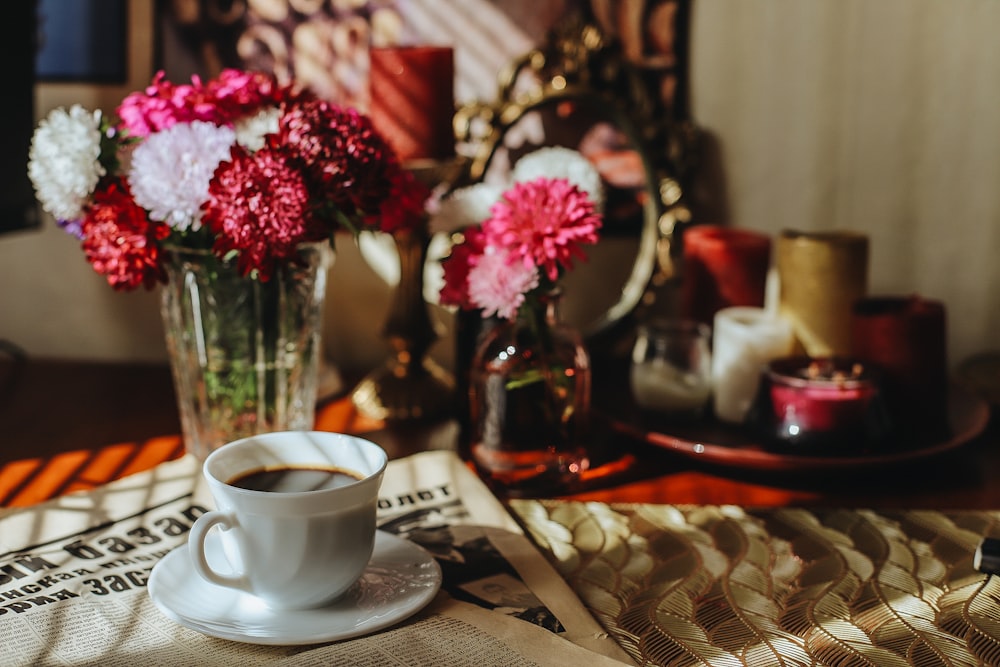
left=188, top=510, right=252, bottom=593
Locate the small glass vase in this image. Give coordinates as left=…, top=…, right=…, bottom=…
left=468, top=289, right=591, bottom=496
left=160, top=244, right=329, bottom=461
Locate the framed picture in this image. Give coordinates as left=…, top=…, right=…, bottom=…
left=36, top=0, right=128, bottom=83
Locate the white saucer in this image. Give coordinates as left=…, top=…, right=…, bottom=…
left=148, top=530, right=441, bottom=645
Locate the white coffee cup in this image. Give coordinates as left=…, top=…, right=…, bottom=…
left=188, top=431, right=388, bottom=609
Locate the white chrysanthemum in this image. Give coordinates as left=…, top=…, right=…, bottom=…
left=27, top=105, right=105, bottom=222
left=429, top=182, right=503, bottom=234
left=234, top=108, right=280, bottom=152
left=512, top=146, right=604, bottom=210
left=128, top=121, right=236, bottom=231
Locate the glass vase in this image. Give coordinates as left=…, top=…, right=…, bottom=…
left=468, top=289, right=591, bottom=496
left=160, top=245, right=329, bottom=461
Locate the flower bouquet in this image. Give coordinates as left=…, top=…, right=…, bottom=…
left=434, top=147, right=604, bottom=493
left=28, top=69, right=404, bottom=459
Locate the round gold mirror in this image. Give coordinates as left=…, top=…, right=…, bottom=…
left=451, top=16, right=696, bottom=342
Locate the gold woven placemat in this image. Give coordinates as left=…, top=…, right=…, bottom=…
left=510, top=500, right=1000, bottom=667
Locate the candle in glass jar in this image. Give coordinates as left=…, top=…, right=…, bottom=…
left=680, top=225, right=771, bottom=325
left=368, top=45, right=455, bottom=162
left=759, top=357, right=888, bottom=450
left=712, top=307, right=794, bottom=424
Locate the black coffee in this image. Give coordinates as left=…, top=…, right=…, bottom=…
left=228, top=466, right=364, bottom=493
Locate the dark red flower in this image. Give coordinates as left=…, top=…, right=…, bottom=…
left=370, top=163, right=430, bottom=235
left=203, top=145, right=319, bottom=281
left=81, top=180, right=170, bottom=291
left=277, top=96, right=394, bottom=226
left=439, top=227, right=487, bottom=310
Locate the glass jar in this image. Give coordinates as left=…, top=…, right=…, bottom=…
left=629, top=318, right=713, bottom=419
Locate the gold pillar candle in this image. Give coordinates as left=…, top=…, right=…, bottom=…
left=775, top=230, right=869, bottom=357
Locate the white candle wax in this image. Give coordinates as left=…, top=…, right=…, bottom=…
left=712, top=307, right=794, bottom=423
left=630, top=358, right=712, bottom=413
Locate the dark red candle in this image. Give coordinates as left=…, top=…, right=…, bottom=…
left=851, top=295, right=948, bottom=439
left=680, top=225, right=771, bottom=325
left=368, top=46, right=455, bottom=162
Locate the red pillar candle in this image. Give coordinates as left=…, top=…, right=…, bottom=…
left=851, top=295, right=948, bottom=440
left=368, top=46, right=455, bottom=163
left=679, top=225, right=771, bottom=325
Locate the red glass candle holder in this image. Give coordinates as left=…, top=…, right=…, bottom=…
left=749, top=356, right=894, bottom=454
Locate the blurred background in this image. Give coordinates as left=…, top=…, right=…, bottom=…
left=3, top=0, right=999, bottom=378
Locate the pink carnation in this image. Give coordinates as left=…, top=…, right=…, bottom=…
left=203, top=145, right=320, bottom=280
left=482, top=177, right=602, bottom=282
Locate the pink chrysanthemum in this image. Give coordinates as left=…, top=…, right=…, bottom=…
left=467, top=248, right=540, bottom=320
left=81, top=181, right=170, bottom=291
left=203, top=145, right=319, bottom=281
left=117, top=71, right=213, bottom=138
left=117, top=69, right=283, bottom=139
left=370, top=164, right=430, bottom=235
left=277, top=95, right=394, bottom=225
left=482, top=177, right=602, bottom=282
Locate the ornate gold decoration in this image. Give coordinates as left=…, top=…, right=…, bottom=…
left=512, top=499, right=1000, bottom=666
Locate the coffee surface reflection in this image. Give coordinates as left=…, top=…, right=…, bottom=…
left=228, top=466, right=363, bottom=493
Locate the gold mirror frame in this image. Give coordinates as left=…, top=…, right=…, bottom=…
left=452, top=15, right=699, bottom=340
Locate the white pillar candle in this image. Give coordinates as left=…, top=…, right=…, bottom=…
left=712, top=306, right=794, bottom=423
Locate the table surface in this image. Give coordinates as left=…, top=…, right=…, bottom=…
left=2, top=357, right=999, bottom=510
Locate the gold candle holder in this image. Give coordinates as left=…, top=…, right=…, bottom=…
left=350, top=158, right=466, bottom=422
left=775, top=229, right=869, bottom=357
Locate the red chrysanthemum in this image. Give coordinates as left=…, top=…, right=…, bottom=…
left=203, top=145, right=319, bottom=281
left=277, top=96, right=394, bottom=225
left=81, top=180, right=170, bottom=291
left=439, top=227, right=487, bottom=310
left=369, top=163, right=430, bottom=235
left=482, top=177, right=602, bottom=282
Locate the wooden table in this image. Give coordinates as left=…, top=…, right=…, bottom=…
left=2, top=358, right=998, bottom=510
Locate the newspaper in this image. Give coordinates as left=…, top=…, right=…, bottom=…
left=0, top=450, right=633, bottom=666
